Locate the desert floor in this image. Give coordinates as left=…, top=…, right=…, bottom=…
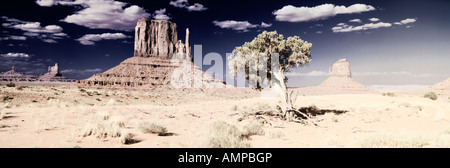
left=0, top=84, right=449, bottom=148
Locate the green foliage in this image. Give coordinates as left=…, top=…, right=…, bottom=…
left=423, top=92, right=437, bottom=100
left=228, top=31, right=312, bottom=89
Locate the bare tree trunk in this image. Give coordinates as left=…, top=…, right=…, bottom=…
left=273, top=67, right=295, bottom=121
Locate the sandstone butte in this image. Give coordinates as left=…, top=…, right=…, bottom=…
left=0, top=64, right=74, bottom=83
left=76, top=18, right=225, bottom=89
left=316, top=58, right=373, bottom=94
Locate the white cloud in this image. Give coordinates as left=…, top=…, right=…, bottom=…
left=332, top=22, right=392, bottom=33
left=170, top=0, right=207, bottom=12
left=42, top=39, right=58, bottom=43
left=35, top=0, right=151, bottom=31
left=153, top=9, right=171, bottom=20
left=393, top=18, right=417, bottom=26
left=76, top=33, right=129, bottom=45
left=369, top=18, right=380, bottom=22
left=285, top=71, right=328, bottom=77
left=273, top=4, right=375, bottom=22
left=1, top=16, right=66, bottom=43
left=260, top=22, right=272, bottom=28
left=213, top=20, right=259, bottom=32
left=316, top=31, right=323, bottom=34
left=400, top=18, right=416, bottom=25
left=1, top=53, right=30, bottom=58
left=1, top=35, right=27, bottom=41
left=12, top=22, right=63, bottom=33
left=349, top=19, right=362, bottom=23
left=35, top=0, right=57, bottom=7
left=53, top=33, right=68, bottom=37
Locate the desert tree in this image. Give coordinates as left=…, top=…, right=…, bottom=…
left=228, top=31, right=312, bottom=121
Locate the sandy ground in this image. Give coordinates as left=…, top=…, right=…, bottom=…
left=0, top=84, right=449, bottom=148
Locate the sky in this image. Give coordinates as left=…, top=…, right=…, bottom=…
left=0, top=0, right=449, bottom=87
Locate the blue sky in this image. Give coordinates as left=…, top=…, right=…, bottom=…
left=0, top=0, right=449, bottom=87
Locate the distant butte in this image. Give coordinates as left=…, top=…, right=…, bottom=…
left=296, top=59, right=374, bottom=95
left=0, top=64, right=74, bottom=83
left=317, top=58, right=373, bottom=93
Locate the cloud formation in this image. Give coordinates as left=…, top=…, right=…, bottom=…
left=1, top=16, right=67, bottom=43
left=273, top=4, right=375, bottom=22
left=35, top=0, right=151, bottom=31
left=399, top=18, right=417, bottom=25
left=260, top=22, right=273, bottom=28
left=333, top=17, right=417, bottom=33
left=213, top=20, right=272, bottom=32
left=1, top=52, right=31, bottom=58
left=349, top=19, right=362, bottom=23
left=1, top=35, right=27, bottom=41
left=332, top=22, right=392, bottom=33
left=153, top=9, right=171, bottom=20
left=76, top=33, right=129, bottom=45
left=170, top=0, right=207, bottom=12
left=369, top=18, right=380, bottom=22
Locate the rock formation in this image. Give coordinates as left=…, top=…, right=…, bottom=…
left=38, top=63, right=75, bottom=82
left=77, top=18, right=225, bottom=89
left=0, top=64, right=75, bottom=83
left=317, top=59, right=373, bottom=94
left=431, top=77, right=450, bottom=94
left=329, top=59, right=351, bottom=78
left=0, top=66, right=36, bottom=82
left=134, top=18, right=190, bottom=59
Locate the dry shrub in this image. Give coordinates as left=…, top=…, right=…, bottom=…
left=120, top=132, right=134, bottom=144
left=205, top=121, right=250, bottom=148
left=269, top=130, right=284, bottom=139
left=16, top=85, right=27, bottom=90
left=382, top=92, right=395, bottom=97
left=138, top=122, right=167, bottom=135
left=242, top=123, right=264, bottom=138
left=97, top=111, right=110, bottom=120
left=82, top=117, right=125, bottom=139
left=6, top=82, right=15, bottom=87
left=424, top=92, right=437, bottom=100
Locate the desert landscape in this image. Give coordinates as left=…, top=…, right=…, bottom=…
left=1, top=0, right=450, bottom=148
left=0, top=81, right=449, bottom=148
